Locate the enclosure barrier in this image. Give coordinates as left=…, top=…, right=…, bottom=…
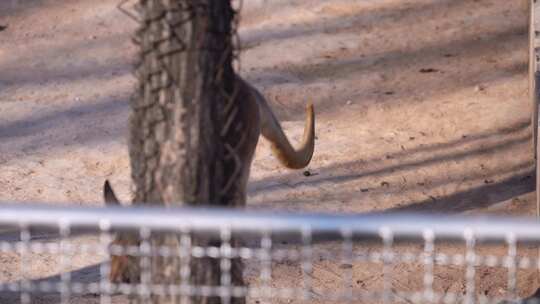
left=0, top=204, right=540, bottom=303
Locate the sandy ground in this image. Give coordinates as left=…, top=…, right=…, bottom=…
left=0, top=0, right=538, bottom=303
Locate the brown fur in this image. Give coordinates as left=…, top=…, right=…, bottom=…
left=104, top=76, right=315, bottom=283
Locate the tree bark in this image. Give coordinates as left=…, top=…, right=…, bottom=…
left=129, top=0, right=244, bottom=303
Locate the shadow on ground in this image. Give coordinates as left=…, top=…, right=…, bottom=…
left=242, top=0, right=527, bottom=120
left=249, top=120, right=534, bottom=213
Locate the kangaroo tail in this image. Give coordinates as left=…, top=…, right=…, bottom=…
left=260, top=102, right=315, bottom=169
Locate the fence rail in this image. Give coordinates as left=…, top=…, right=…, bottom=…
left=0, top=204, right=539, bottom=239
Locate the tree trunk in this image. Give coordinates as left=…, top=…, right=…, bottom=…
left=129, top=0, right=244, bottom=303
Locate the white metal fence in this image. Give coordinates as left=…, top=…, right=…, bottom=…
left=0, top=204, right=540, bottom=303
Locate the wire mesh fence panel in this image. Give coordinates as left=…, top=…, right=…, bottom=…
left=0, top=204, right=539, bottom=303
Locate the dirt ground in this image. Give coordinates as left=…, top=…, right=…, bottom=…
left=0, top=0, right=538, bottom=303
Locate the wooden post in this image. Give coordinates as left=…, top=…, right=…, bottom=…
left=528, top=0, right=540, bottom=286
left=531, top=0, right=540, bottom=218
left=531, top=0, right=538, bottom=166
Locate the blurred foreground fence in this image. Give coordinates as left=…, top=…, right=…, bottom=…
left=0, top=204, right=540, bottom=303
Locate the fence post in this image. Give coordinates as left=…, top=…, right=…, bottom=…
left=528, top=0, right=540, bottom=288
left=530, top=0, right=538, bottom=164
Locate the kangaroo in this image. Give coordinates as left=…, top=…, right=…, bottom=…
left=103, top=181, right=139, bottom=283
left=104, top=75, right=315, bottom=283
